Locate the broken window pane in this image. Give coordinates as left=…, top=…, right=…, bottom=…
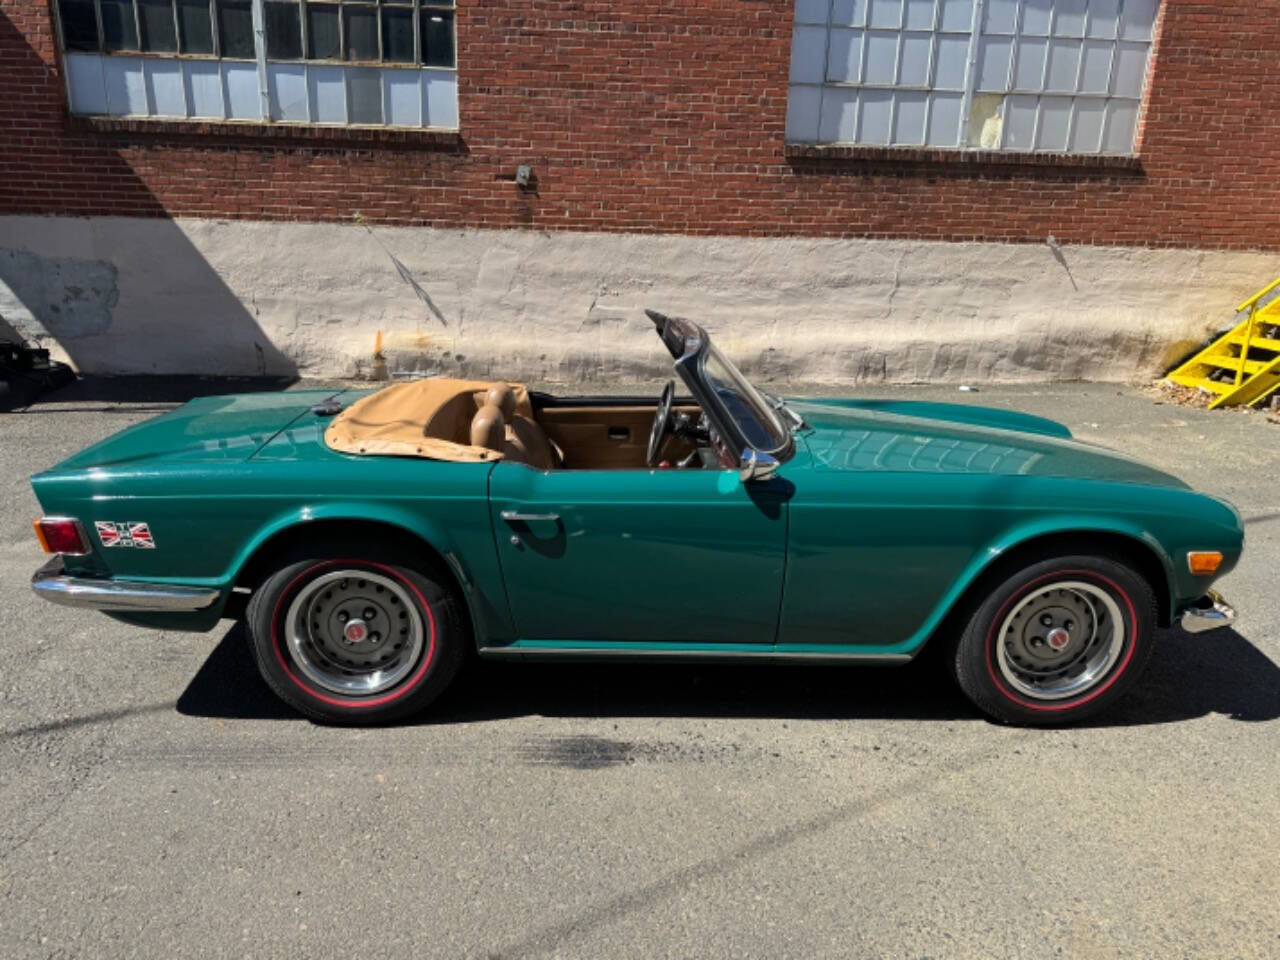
left=217, top=0, right=255, bottom=58
left=382, top=7, right=415, bottom=63
left=421, top=9, right=455, bottom=67
left=101, top=0, right=140, bottom=51
left=266, top=1, right=303, bottom=59
left=306, top=4, right=341, bottom=59
left=347, top=67, right=383, bottom=123
left=58, top=0, right=100, bottom=51
left=139, top=0, right=179, bottom=53
left=177, top=0, right=215, bottom=54
left=343, top=6, right=379, bottom=61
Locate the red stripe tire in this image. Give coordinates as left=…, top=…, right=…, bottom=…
left=247, top=549, right=465, bottom=725
left=950, top=553, right=1157, bottom=726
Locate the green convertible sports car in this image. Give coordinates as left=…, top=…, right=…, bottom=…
left=30, top=311, right=1242, bottom=725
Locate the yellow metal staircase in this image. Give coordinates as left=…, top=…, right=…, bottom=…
left=1166, top=276, right=1280, bottom=409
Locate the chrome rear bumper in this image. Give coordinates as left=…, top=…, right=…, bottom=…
left=1180, top=590, right=1236, bottom=634
left=31, top=556, right=220, bottom=613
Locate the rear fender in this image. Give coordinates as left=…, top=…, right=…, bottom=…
left=224, top=501, right=513, bottom=645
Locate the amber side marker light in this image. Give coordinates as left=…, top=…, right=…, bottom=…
left=33, top=517, right=91, bottom=556
left=1188, top=551, right=1224, bottom=576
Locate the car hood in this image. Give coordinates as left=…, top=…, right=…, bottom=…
left=789, top=398, right=1189, bottom=488
left=49, top=389, right=347, bottom=470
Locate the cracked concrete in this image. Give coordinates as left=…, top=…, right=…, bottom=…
left=1, top=215, right=1277, bottom=383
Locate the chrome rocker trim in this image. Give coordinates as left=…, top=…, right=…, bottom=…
left=479, top=644, right=912, bottom=664
left=31, top=556, right=220, bottom=613
left=1180, top=590, right=1236, bottom=634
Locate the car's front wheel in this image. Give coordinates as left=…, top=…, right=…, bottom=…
left=246, top=548, right=465, bottom=724
left=951, top=553, right=1157, bottom=725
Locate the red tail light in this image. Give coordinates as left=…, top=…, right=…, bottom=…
left=33, top=517, right=91, bottom=555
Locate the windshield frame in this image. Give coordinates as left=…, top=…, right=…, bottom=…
left=645, top=310, right=796, bottom=467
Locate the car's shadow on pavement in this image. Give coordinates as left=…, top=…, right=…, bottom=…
left=177, top=622, right=1280, bottom=727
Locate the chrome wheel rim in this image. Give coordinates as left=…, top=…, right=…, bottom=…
left=995, top=580, right=1125, bottom=701
left=283, top=569, right=425, bottom=696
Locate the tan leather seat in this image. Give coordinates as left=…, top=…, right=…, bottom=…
left=470, top=404, right=505, bottom=455
left=487, top=383, right=561, bottom=469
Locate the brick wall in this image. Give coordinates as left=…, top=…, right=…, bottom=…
left=1, top=0, right=1278, bottom=250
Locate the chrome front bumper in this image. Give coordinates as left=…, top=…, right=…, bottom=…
left=31, top=556, right=220, bottom=613
left=1180, top=590, right=1236, bottom=634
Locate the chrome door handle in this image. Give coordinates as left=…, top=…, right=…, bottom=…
left=500, top=510, right=561, bottom=523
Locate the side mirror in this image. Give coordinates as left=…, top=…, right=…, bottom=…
left=739, top=448, right=780, bottom=483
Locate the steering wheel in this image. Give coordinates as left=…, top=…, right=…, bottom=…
left=647, top=380, right=675, bottom=467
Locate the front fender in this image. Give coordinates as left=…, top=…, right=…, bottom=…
left=906, top=515, right=1178, bottom=652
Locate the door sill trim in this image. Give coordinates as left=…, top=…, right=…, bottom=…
left=478, top=643, right=912, bottom=665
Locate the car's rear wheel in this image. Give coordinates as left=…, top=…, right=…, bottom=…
left=951, top=553, right=1157, bottom=725
left=246, top=548, right=465, bottom=724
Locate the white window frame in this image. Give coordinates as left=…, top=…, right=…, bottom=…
left=53, top=0, right=459, bottom=129
left=786, top=0, right=1160, bottom=155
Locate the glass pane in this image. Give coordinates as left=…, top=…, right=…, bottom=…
left=790, top=25, right=827, bottom=84
left=863, top=31, right=897, bottom=84
left=1021, top=0, right=1052, bottom=36
left=937, top=0, right=972, bottom=32
left=892, top=91, right=927, bottom=145
left=983, top=0, right=1017, bottom=34
left=1112, top=40, right=1150, bottom=98
left=826, top=28, right=862, bottom=83
left=927, top=92, right=962, bottom=146
left=1102, top=99, right=1138, bottom=153
left=1036, top=96, right=1071, bottom=151
left=139, top=0, right=178, bottom=52
left=794, top=0, right=830, bottom=25
left=818, top=87, right=857, bottom=141
left=898, top=32, right=931, bottom=86
left=217, top=0, right=254, bottom=57
left=934, top=33, right=968, bottom=88
left=59, top=0, right=100, bottom=51
left=420, top=9, right=454, bottom=67
left=1002, top=94, right=1037, bottom=150
left=858, top=89, right=892, bottom=144
left=382, top=8, right=414, bottom=63
left=1069, top=99, right=1105, bottom=152
left=1053, top=0, right=1087, bottom=37
left=177, top=0, right=214, bottom=53
left=343, top=6, right=379, bottom=61
left=306, top=4, right=340, bottom=59
left=1086, top=0, right=1121, bottom=39
left=830, top=0, right=860, bottom=26
left=904, top=0, right=934, bottom=30
left=785, top=84, right=821, bottom=141
left=266, top=2, right=302, bottom=59
left=1013, top=36, right=1047, bottom=90
left=347, top=67, right=383, bottom=123
left=975, top=35, right=1011, bottom=91
left=1119, top=0, right=1159, bottom=41
left=101, top=0, right=139, bottom=51
left=866, top=0, right=899, bottom=29
left=1078, top=40, right=1112, bottom=94
left=1045, top=38, right=1081, bottom=92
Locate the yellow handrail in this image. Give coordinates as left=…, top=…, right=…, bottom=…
left=1235, top=275, right=1280, bottom=313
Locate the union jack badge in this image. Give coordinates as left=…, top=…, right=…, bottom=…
left=95, top=521, right=156, bottom=549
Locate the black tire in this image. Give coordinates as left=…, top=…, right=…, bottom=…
left=245, top=544, right=466, bottom=724
left=951, top=553, right=1157, bottom=726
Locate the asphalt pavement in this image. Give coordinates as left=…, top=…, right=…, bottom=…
left=1, top=378, right=1277, bottom=959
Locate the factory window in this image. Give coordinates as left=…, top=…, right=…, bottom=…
left=786, top=0, right=1159, bottom=154
left=55, top=0, right=458, bottom=128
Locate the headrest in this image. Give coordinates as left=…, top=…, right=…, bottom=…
left=485, top=383, right=517, bottom=420
left=470, top=403, right=505, bottom=453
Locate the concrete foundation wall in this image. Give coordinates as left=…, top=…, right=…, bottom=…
left=1, top=215, right=1276, bottom=385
